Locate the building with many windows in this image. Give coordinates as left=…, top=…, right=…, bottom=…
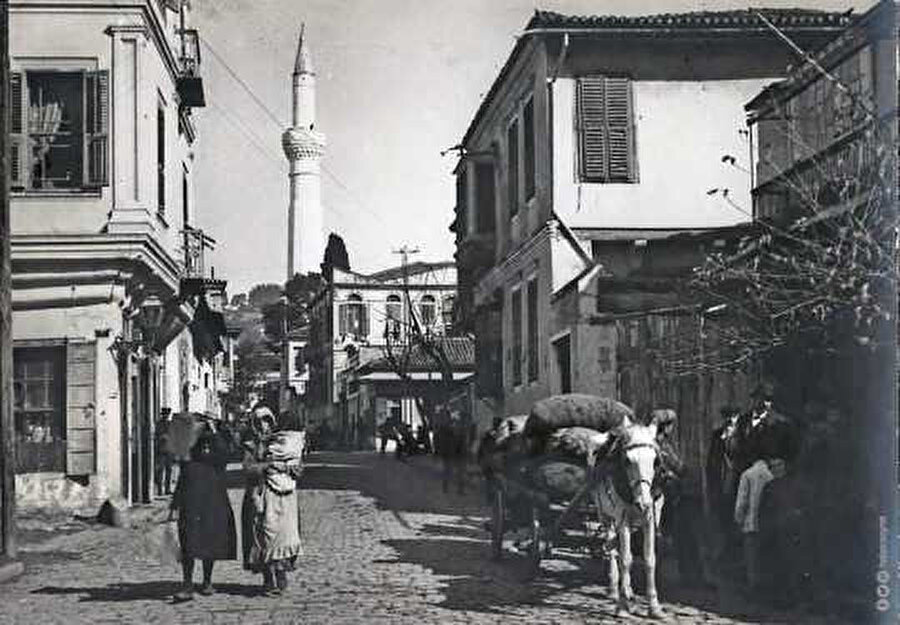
left=453, top=8, right=849, bottom=418
left=9, top=0, right=226, bottom=510
left=306, top=261, right=459, bottom=444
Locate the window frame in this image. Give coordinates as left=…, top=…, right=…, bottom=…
left=526, top=275, right=539, bottom=383
left=575, top=75, right=638, bottom=184
left=523, top=94, right=536, bottom=201
left=10, top=60, right=109, bottom=195
left=511, top=285, right=523, bottom=388
left=507, top=117, right=519, bottom=217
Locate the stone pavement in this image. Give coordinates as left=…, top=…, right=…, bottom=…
left=0, top=451, right=851, bottom=624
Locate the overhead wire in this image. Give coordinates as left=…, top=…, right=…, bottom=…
left=201, top=35, right=418, bottom=235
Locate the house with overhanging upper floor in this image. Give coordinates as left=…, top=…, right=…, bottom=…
left=452, top=8, right=851, bottom=421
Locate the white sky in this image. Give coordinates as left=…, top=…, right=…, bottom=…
left=191, top=0, right=873, bottom=294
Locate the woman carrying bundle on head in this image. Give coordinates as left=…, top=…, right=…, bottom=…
left=241, top=407, right=305, bottom=596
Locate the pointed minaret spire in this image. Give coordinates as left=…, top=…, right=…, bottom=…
left=294, top=23, right=313, bottom=76
left=283, top=23, right=326, bottom=279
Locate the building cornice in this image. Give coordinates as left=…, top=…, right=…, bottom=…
left=11, top=1, right=187, bottom=95
left=11, top=233, right=183, bottom=294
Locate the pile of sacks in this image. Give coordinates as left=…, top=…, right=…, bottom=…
left=480, top=394, right=635, bottom=500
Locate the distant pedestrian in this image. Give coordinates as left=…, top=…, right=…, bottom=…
left=155, top=413, right=175, bottom=496
left=435, top=410, right=468, bottom=495
left=242, top=408, right=304, bottom=596
left=169, top=421, right=237, bottom=601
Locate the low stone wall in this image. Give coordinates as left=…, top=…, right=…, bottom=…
left=15, top=472, right=109, bottom=514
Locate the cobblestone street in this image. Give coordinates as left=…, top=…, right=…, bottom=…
left=1, top=452, right=849, bottom=624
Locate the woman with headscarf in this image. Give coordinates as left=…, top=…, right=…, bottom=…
left=241, top=407, right=304, bottom=596
left=168, top=419, right=237, bottom=601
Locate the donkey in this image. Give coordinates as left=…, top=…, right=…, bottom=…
left=591, top=420, right=666, bottom=620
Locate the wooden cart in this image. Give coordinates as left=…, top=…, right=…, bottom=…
left=489, top=464, right=610, bottom=577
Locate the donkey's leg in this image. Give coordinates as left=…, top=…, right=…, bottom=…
left=593, top=493, right=620, bottom=605
left=616, top=524, right=634, bottom=616
left=645, top=508, right=664, bottom=619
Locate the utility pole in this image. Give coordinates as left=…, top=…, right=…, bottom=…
left=279, top=294, right=290, bottom=417
left=0, top=0, right=21, bottom=576
left=392, top=246, right=418, bottom=424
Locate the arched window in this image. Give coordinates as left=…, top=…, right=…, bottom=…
left=385, top=294, right=402, bottom=322
left=339, top=293, right=368, bottom=337
left=384, top=294, right=403, bottom=340
left=419, top=295, right=436, bottom=327
left=441, top=294, right=456, bottom=330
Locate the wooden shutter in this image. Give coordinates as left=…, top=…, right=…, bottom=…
left=10, top=71, right=26, bottom=189
left=577, top=76, right=635, bottom=183
left=84, top=70, right=110, bottom=187
left=66, top=341, right=97, bottom=476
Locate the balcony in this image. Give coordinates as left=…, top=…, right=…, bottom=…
left=179, top=227, right=224, bottom=298
left=177, top=28, right=205, bottom=108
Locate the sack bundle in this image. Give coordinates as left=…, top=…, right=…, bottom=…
left=524, top=394, right=634, bottom=438
left=541, top=426, right=611, bottom=466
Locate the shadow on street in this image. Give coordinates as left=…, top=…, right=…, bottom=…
left=31, top=580, right=262, bottom=602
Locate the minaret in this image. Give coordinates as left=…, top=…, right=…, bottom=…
left=282, top=25, right=326, bottom=279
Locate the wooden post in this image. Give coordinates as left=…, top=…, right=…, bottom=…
left=0, top=0, right=17, bottom=560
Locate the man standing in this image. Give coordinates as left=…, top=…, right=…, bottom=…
left=435, top=410, right=467, bottom=495
left=734, top=448, right=786, bottom=593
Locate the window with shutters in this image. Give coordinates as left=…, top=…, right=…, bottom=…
left=511, top=286, right=523, bottom=386
left=13, top=346, right=66, bottom=473
left=419, top=295, right=436, bottom=328
left=526, top=277, right=538, bottom=382
left=523, top=96, right=535, bottom=200
left=158, top=100, right=166, bottom=215
left=576, top=76, right=636, bottom=183
left=384, top=294, right=403, bottom=339
left=339, top=294, right=369, bottom=338
left=475, top=162, right=496, bottom=234
left=507, top=118, right=519, bottom=216
left=10, top=68, right=109, bottom=192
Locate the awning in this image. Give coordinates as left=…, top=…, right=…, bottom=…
left=358, top=371, right=474, bottom=382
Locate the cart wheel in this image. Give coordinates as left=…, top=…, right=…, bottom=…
left=527, top=505, right=542, bottom=578
left=491, top=488, right=505, bottom=560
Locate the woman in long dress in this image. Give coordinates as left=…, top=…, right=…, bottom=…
left=241, top=409, right=303, bottom=596
left=169, top=422, right=237, bottom=601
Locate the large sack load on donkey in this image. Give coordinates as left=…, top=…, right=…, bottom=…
left=525, top=394, right=634, bottom=438
left=529, top=459, right=589, bottom=500
left=540, top=426, right=611, bottom=466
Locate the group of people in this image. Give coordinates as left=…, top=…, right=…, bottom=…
left=706, top=382, right=800, bottom=599
left=164, top=407, right=304, bottom=602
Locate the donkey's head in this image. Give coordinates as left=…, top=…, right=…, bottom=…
left=618, top=422, right=659, bottom=514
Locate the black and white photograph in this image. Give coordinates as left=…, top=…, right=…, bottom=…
left=0, top=0, right=897, bottom=623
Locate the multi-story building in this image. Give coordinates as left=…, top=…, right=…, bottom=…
left=306, top=261, right=459, bottom=443
left=747, top=1, right=895, bottom=224
left=453, top=8, right=849, bottom=419
left=10, top=0, right=226, bottom=510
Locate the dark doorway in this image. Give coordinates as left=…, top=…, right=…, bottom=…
left=553, top=334, right=572, bottom=394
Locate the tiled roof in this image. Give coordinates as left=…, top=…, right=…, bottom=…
left=359, top=336, right=475, bottom=373
left=526, top=9, right=853, bottom=31
left=366, top=261, right=456, bottom=283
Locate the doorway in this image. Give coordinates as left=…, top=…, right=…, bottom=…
left=553, top=334, right=572, bottom=394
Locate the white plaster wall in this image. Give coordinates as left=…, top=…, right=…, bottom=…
left=10, top=5, right=193, bottom=263
left=552, top=78, right=774, bottom=229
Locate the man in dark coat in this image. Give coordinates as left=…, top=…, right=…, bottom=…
left=736, top=383, right=799, bottom=474
left=169, top=423, right=237, bottom=601
left=435, top=410, right=468, bottom=495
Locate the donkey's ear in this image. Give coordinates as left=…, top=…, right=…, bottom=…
left=649, top=422, right=659, bottom=440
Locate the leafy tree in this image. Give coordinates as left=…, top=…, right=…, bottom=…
left=248, top=283, right=283, bottom=309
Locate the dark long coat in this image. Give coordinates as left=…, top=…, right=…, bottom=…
left=171, top=432, right=237, bottom=561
